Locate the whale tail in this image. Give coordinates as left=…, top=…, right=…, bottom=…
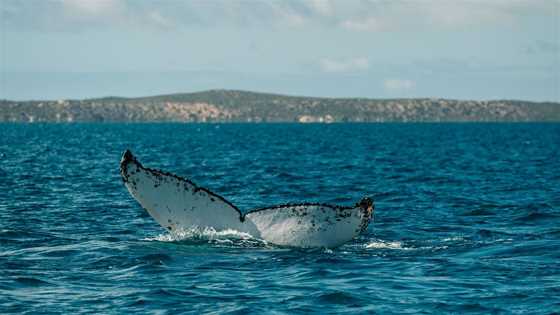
left=120, top=150, right=373, bottom=248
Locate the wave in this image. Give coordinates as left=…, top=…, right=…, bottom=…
left=315, top=291, right=366, bottom=305
left=461, top=208, right=497, bottom=216
left=441, top=236, right=465, bottom=242
left=13, top=277, right=53, bottom=287
left=365, top=240, right=409, bottom=250
left=514, top=211, right=559, bottom=223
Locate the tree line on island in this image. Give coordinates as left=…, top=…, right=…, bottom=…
left=1, top=89, right=559, bottom=122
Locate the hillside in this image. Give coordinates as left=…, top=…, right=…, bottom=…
left=1, top=89, right=559, bottom=122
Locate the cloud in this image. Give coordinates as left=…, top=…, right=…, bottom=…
left=272, top=5, right=307, bottom=27
left=61, top=0, right=119, bottom=15
left=306, top=0, right=334, bottom=17
left=384, top=79, right=416, bottom=91
left=2, top=0, right=557, bottom=32
left=340, top=17, right=388, bottom=32
left=339, top=1, right=559, bottom=32
left=319, top=57, right=369, bottom=73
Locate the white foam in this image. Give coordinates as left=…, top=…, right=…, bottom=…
left=442, top=236, right=464, bottom=242
left=143, top=227, right=258, bottom=243
left=365, top=240, right=408, bottom=250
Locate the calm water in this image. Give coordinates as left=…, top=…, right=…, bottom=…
left=1, top=123, right=559, bottom=314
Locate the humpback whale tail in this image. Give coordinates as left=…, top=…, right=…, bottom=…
left=120, top=150, right=374, bottom=248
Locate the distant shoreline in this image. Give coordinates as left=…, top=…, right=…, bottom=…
left=2, top=89, right=559, bottom=123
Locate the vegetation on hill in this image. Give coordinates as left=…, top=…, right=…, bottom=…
left=1, top=89, right=559, bottom=122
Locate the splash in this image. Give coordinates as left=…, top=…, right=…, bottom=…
left=442, top=236, right=465, bottom=242
left=365, top=240, right=409, bottom=250
left=143, top=227, right=269, bottom=248
left=144, top=227, right=256, bottom=242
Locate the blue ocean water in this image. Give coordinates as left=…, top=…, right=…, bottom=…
left=0, top=123, right=559, bottom=314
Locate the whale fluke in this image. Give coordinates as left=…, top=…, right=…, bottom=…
left=120, top=150, right=374, bottom=248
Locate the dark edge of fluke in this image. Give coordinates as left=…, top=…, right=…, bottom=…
left=120, top=149, right=374, bottom=230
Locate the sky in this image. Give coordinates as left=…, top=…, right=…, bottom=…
left=1, top=0, right=559, bottom=101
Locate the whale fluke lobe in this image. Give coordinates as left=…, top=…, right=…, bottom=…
left=120, top=150, right=249, bottom=233
left=120, top=150, right=373, bottom=248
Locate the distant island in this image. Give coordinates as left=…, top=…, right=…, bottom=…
left=1, top=89, right=559, bottom=122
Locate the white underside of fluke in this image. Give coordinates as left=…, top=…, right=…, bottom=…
left=120, top=151, right=372, bottom=248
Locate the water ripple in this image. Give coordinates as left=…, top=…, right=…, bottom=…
left=0, top=123, right=559, bottom=313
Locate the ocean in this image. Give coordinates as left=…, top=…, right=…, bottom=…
left=1, top=123, right=559, bottom=314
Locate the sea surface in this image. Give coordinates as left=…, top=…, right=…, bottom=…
left=1, top=123, right=559, bottom=314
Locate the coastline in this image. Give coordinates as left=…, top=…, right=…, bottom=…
left=2, top=89, right=559, bottom=123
